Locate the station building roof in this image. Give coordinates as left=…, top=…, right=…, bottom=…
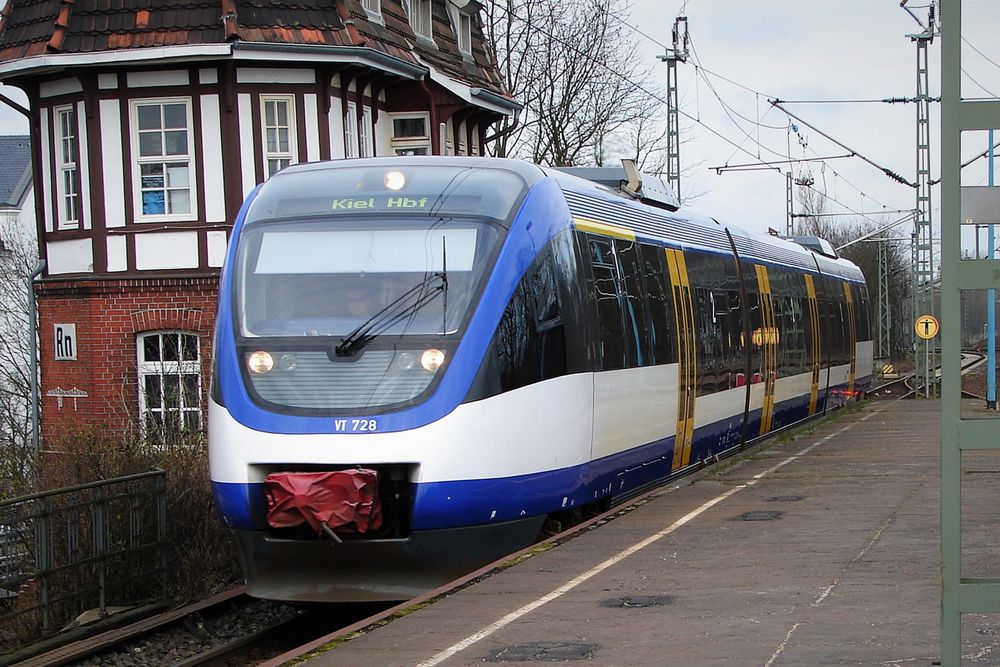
left=0, top=0, right=510, bottom=104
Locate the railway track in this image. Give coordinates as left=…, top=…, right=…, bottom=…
left=10, top=588, right=390, bottom=667
left=18, top=363, right=987, bottom=667
left=870, top=351, right=985, bottom=400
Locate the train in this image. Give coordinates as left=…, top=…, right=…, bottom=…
left=209, top=156, right=873, bottom=602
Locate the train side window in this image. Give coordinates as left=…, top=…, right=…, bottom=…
left=834, top=300, right=847, bottom=365
left=614, top=238, right=650, bottom=367
left=718, top=289, right=744, bottom=387
left=587, top=235, right=627, bottom=370
left=640, top=244, right=676, bottom=365
left=695, top=287, right=721, bottom=394
left=823, top=299, right=834, bottom=366
left=853, top=283, right=871, bottom=342
left=492, top=247, right=568, bottom=392
left=787, top=295, right=806, bottom=375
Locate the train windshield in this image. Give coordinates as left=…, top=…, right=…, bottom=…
left=236, top=219, right=498, bottom=338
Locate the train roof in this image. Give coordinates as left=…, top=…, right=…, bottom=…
left=541, top=165, right=866, bottom=283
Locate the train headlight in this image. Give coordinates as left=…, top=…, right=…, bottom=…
left=384, top=170, right=406, bottom=191
left=420, top=348, right=446, bottom=372
left=277, top=353, right=297, bottom=372
left=397, top=352, right=418, bottom=370
left=247, top=351, right=274, bottom=374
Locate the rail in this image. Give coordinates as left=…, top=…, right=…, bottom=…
left=0, top=469, right=167, bottom=653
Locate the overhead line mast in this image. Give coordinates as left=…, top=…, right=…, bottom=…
left=658, top=16, right=688, bottom=203
left=904, top=0, right=938, bottom=398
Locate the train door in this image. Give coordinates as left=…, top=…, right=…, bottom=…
left=804, top=274, right=823, bottom=416
left=851, top=282, right=873, bottom=395
left=842, top=281, right=857, bottom=398
left=753, top=264, right=779, bottom=435
left=577, top=226, right=664, bottom=463
left=665, top=248, right=697, bottom=471
left=819, top=275, right=846, bottom=410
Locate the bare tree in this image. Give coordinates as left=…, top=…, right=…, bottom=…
left=794, top=183, right=828, bottom=236
left=597, top=96, right=668, bottom=173
left=0, top=212, right=37, bottom=497
left=483, top=0, right=663, bottom=168
left=481, top=0, right=544, bottom=158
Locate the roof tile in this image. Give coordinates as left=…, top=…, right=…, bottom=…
left=0, top=135, right=32, bottom=207
left=0, top=0, right=512, bottom=103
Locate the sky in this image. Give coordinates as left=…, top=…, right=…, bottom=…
left=0, top=1, right=996, bottom=252
left=619, top=0, right=1000, bottom=254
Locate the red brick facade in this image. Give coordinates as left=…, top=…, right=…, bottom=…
left=37, top=277, right=219, bottom=439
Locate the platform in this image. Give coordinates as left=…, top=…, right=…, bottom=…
left=297, top=400, right=999, bottom=666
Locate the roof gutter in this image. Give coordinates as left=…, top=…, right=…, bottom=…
left=0, top=44, right=233, bottom=79
left=0, top=42, right=428, bottom=81
left=231, top=42, right=427, bottom=80
left=471, top=87, right=520, bottom=112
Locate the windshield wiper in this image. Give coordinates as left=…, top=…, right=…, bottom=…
left=335, top=273, right=447, bottom=357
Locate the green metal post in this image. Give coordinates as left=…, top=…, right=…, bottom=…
left=940, top=2, right=961, bottom=660
left=877, top=239, right=891, bottom=360
left=939, top=2, right=1000, bottom=662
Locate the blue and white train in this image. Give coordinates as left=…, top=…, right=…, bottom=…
left=209, top=157, right=872, bottom=602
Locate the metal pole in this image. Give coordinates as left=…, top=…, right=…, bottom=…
left=988, top=128, right=996, bottom=409
left=29, top=260, right=45, bottom=483
left=925, top=338, right=931, bottom=399
left=877, top=239, right=891, bottom=360
left=659, top=16, right=687, bottom=203
left=785, top=171, right=793, bottom=236
left=913, top=31, right=935, bottom=397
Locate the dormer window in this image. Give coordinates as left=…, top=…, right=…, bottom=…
left=362, top=0, right=381, bottom=16
left=448, top=4, right=472, bottom=55
left=409, top=0, right=433, bottom=40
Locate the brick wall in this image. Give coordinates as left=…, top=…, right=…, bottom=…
left=37, top=277, right=219, bottom=440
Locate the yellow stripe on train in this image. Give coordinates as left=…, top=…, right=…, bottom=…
left=572, top=216, right=636, bottom=241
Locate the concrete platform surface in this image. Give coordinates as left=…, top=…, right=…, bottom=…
left=300, top=400, right=994, bottom=666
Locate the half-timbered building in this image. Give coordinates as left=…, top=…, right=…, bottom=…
left=0, top=0, right=515, bottom=438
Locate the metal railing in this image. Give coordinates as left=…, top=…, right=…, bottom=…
left=0, top=469, right=167, bottom=651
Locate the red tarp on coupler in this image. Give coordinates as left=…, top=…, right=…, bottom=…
left=264, top=470, right=383, bottom=534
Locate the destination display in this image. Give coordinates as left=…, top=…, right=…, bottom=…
left=329, top=196, right=434, bottom=211
left=244, top=164, right=527, bottom=224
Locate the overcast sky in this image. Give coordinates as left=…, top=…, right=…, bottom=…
left=0, top=1, right=996, bottom=253
left=625, top=0, right=1000, bottom=255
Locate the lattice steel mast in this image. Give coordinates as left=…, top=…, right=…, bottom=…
left=878, top=240, right=892, bottom=360
left=906, top=2, right=937, bottom=396
left=659, top=16, right=688, bottom=202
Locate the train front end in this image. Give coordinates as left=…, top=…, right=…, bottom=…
left=209, top=158, right=566, bottom=601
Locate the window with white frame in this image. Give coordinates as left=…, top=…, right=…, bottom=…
left=411, top=0, right=432, bottom=39
left=448, top=4, right=472, bottom=54
left=362, top=0, right=380, bottom=15
left=359, top=106, right=374, bottom=158
left=389, top=112, right=431, bottom=156
left=456, top=119, right=466, bottom=156
left=138, top=331, right=202, bottom=433
left=132, top=99, right=194, bottom=219
left=262, top=95, right=297, bottom=179
left=54, top=105, right=80, bottom=230
left=344, top=101, right=359, bottom=159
